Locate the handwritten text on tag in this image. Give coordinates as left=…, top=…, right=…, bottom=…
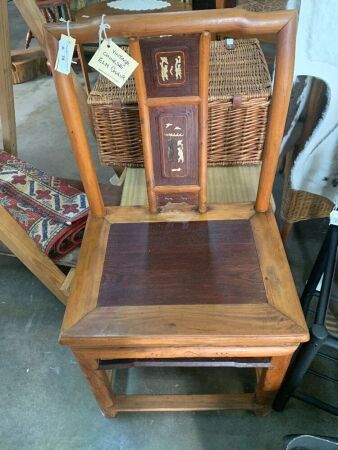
left=55, top=34, right=76, bottom=75
left=89, top=40, right=138, bottom=88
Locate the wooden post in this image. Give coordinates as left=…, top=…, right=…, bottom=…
left=0, top=0, right=17, bottom=155
left=198, top=31, right=211, bottom=213
left=129, top=37, right=157, bottom=213
left=255, top=17, right=297, bottom=212
left=73, top=351, right=117, bottom=417
left=254, top=354, right=292, bottom=415
left=0, top=205, right=68, bottom=305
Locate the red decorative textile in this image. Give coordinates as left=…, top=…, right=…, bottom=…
left=0, top=152, right=89, bottom=259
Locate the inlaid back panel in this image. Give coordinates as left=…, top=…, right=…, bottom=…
left=150, top=105, right=198, bottom=186
left=140, top=35, right=199, bottom=97
left=130, top=33, right=210, bottom=213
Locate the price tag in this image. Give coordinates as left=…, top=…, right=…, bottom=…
left=55, top=34, right=76, bottom=75
left=89, top=39, right=138, bottom=88
left=330, top=209, right=338, bottom=226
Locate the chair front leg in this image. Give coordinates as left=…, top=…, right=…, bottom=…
left=73, top=351, right=117, bottom=417
left=254, top=354, right=293, bottom=416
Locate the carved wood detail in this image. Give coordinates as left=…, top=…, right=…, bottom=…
left=140, top=35, right=199, bottom=98
left=150, top=105, right=198, bottom=185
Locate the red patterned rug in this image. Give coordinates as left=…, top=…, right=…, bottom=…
left=0, top=151, right=89, bottom=260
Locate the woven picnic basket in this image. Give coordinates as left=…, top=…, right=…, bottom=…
left=88, top=39, right=271, bottom=168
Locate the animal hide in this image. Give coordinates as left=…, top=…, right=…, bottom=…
left=288, top=0, right=338, bottom=203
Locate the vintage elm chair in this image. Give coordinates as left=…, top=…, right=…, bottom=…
left=44, top=9, right=308, bottom=416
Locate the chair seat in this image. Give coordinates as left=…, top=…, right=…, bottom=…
left=60, top=203, right=307, bottom=351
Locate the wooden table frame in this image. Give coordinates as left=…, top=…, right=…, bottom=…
left=43, top=9, right=309, bottom=416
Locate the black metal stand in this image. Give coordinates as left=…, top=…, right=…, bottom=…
left=273, top=224, right=338, bottom=415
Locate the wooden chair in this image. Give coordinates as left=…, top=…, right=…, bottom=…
left=45, top=9, right=309, bottom=416
left=24, top=0, right=91, bottom=95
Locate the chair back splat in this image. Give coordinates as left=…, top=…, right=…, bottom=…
left=45, top=9, right=297, bottom=214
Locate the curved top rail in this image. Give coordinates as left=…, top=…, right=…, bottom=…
left=45, top=8, right=297, bottom=43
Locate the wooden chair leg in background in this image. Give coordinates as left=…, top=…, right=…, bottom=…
left=25, top=29, right=34, bottom=49
left=0, top=206, right=68, bottom=304
left=0, top=0, right=17, bottom=156
left=254, top=354, right=293, bottom=416
left=73, top=351, right=117, bottom=417
left=14, top=0, right=94, bottom=133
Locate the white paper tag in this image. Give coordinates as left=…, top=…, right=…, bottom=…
left=330, top=210, right=338, bottom=226
left=55, top=34, right=76, bottom=75
left=89, top=39, right=138, bottom=88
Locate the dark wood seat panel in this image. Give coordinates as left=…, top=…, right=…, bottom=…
left=97, top=220, right=267, bottom=307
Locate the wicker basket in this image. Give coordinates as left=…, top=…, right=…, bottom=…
left=88, top=39, right=271, bottom=168
left=11, top=48, right=48, bottom=85
left=237, top=0, right=287, bottom=12
left=281, top=151, right=333, bottom=223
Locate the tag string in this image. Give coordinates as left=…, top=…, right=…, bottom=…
left=58, top=17, right=77, bottom=65
left=99, top=14, right=111, bottom=45
left=59, top=17, right=71, bottom=38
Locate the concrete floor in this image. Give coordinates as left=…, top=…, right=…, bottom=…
left=1, top=3, right=338, bottom=450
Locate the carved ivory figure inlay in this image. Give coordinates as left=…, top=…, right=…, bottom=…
left=158, top=116, right=189, bottom=178
left=155, top=51, right=185, bottom=86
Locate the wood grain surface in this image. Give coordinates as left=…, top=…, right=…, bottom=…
left=48, top=9, right=297, bottom=42
left=61, top=303, right=307, bottom=347
left=105, top=202, right=256, bottom=223
left=98, top=219, right=266, bottom=307
left=150, top=105, right=199, bottom=186
left=140, top=35, right=199, bottom=97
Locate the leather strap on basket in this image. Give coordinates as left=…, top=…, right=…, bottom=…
left=129, top=32, right=210, bottom=213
